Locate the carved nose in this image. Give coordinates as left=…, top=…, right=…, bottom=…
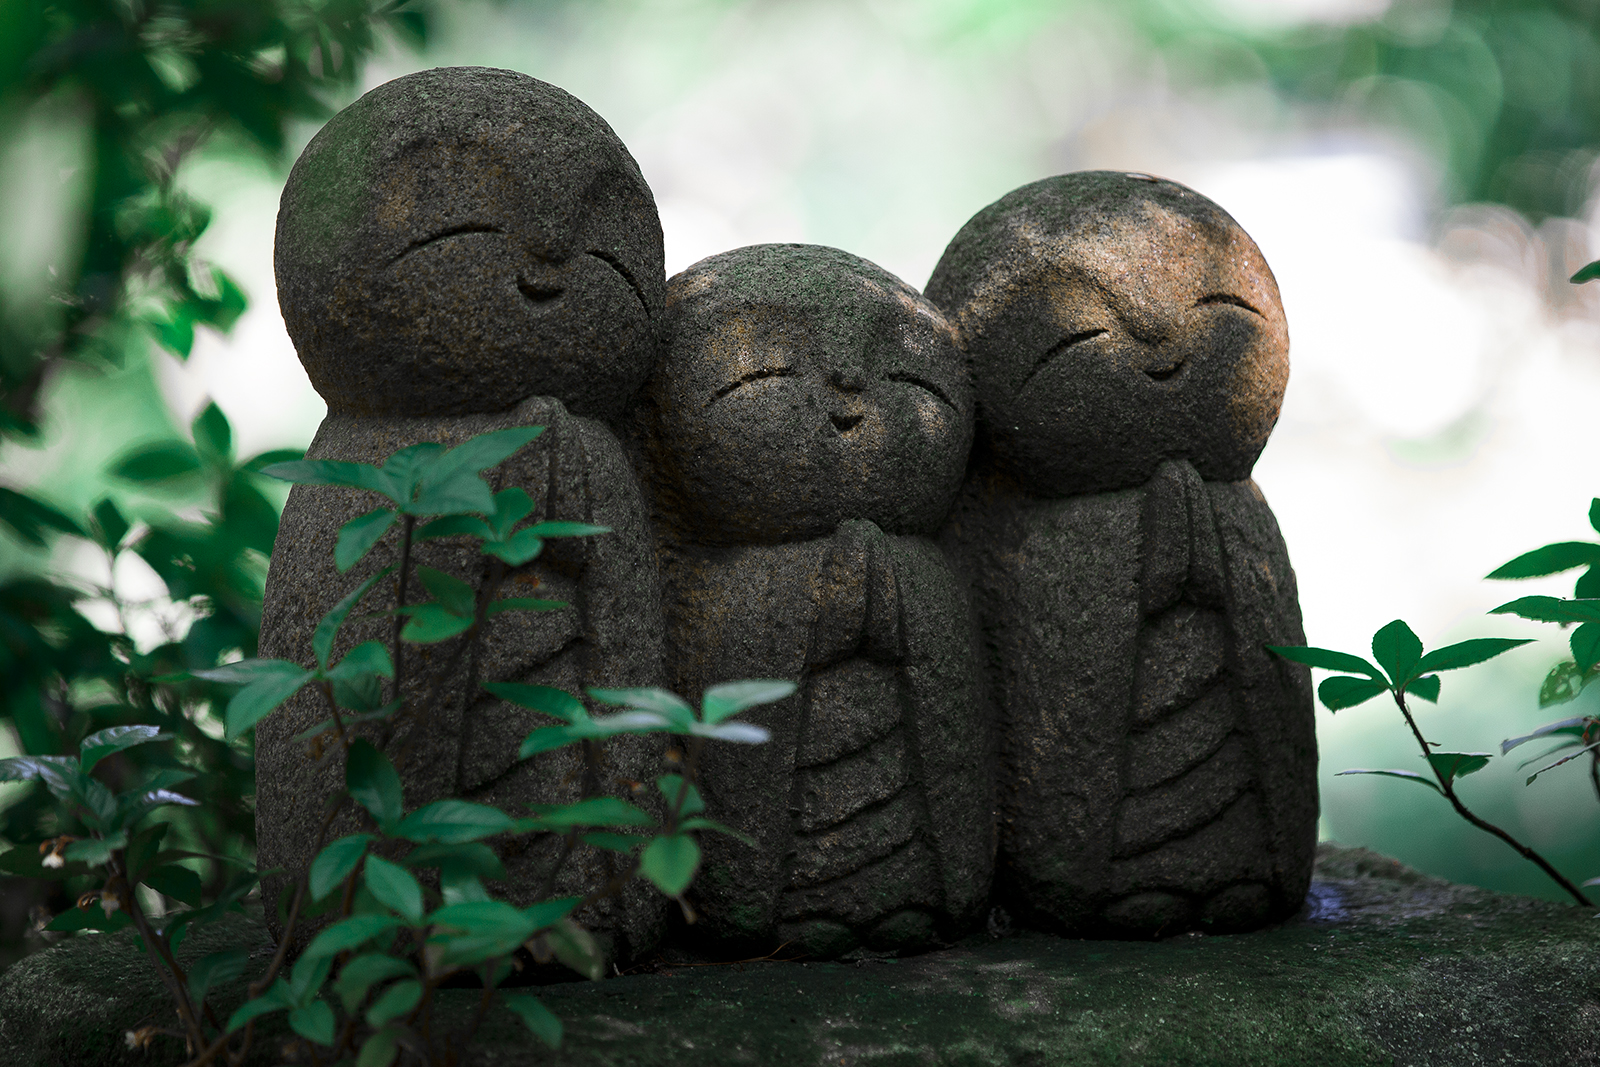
left=831, top=412, right=862, bottom=433
left=830, top=368, right=866, bottom=393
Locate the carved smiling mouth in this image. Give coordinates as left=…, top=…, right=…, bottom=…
left=830, top=413, right=863, bottom=433
left=1145, top=360, right=1185, bottom=382
left=517, top=280, right=564, bottom=305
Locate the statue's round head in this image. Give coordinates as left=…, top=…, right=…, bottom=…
left=640, top=244, right=972, bottom=544
left=925, top=171, right=1288, bottom=495
left=275, top=66, right=664, bottom=420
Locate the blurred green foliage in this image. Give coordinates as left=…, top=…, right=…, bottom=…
left=1146, top=0, right=1600, bottom=220
left=0, top=0, right=426, bottom=968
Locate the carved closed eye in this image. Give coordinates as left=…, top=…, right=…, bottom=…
left=708, top=366, right=797, bottom=406
left=1196, top=293, right=1263, bottom=317
left=886, top=371, right=957, bottom=411
left=392, top=224, right=504, bottom=263
left=1023, top=328, right=1108, bottom=386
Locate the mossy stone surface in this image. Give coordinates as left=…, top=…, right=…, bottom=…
left=4, top=846, right=1599, bottom=1066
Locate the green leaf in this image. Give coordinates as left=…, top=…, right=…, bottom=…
left=327, top=641, right=395, bottom=684
left=223, top=664, right=314, bottom=740
left=1426, top=751, right=1492, bottom=785
left=415, top=566, right=476, bottom=617
left=311, top=565, right=394, bottom=669
left=110, top=442, right=203, bottom=484
left=336, top=508, right=397, bottom=572
left=90, top=498, right=130, bottom=550
left=239, top=448, right=307, bottom=473
left=1539, top=660, right=1588, bottom=708
left=1317, top=675, right=1390, bottom=711
left=1487, top=541, right=1600, bottom=580
left=415, top=515, right=490, bottom=542
left=289, top=999, right=336, bottom=1046
left=546, top=918, right=604, bottom=981
left=523, top=896, right=582, bottom=931
left=79, top=724, right=170, bottom=773
left=400, top=604, right=475, bottom=643
left=366, top=978, right=422, bottom=1028
left=63, top=830, right=127, bottom=866
left=407, top=467, right=496, bottom=516
left=1370, top=620, right=1422, bottom=686
left=428, top=899, right=539, bottom=934
left=1502, top=717, right=1592, bottom=754
left=191, top=402, right=234, bottom=466
left=701, top=680, right=797, bottom=724
left=485, top=487, right=535, bottom=538
left=1414, top=637, right=1533, bottom=674
left=404, top=842, right=507, bottom=881
left=143, top=863, right=202, bottom=906
left=226, top=980, right=293, bottom=1033
left=1334, top=768, right=1442, bottom=795
left=640, top=834, right=700, bottom=897
left=580, top=832, right=650, bottom=853
left=302, top=914, right=402, bottom=961
left=678, top=817, right=758, bottom=847
left=347, top=740, right=403, bottom=831
left=260, top=459, right=397, bottom=501
left=356, top=1028, right=400, bottom=1067
left=364, top=855, right=424, bottom=924
left=1405, top=674, right=1441, bottom=703
left=483, top=683, right=587, bottom=722
left=1572, top=625, right=1600, bottom=672
left=334, top=952, right=416, bottom=1013
left=1523, top=741, right=1600, bottom=785
left=588, top=687, right=696, bottom=729
left=0, top=487, right=86, bottom=545
left=1570, top=259, right=1600, bottom=284
left=311, top=834, right=374, bottom=900
left=523, top=521, right=610, bottom=539
left=428, top=427, right=544, bottom=482
left=45, top=906, right=131, bottom=933
left=124, top=822, right=170, bottom=882
left=188, top=948, right=250, bottom=1009
left=484, top=527, right=544, bottom=566
left=1490, top=596, right=1600, bottom=625
left=689, top=720, right=772, bottom=743
left=521, top=797, right=656, bottom=830
left=1264, top=645, right=1386, bottom=682
left=517, top=713, right=667, bottom=757
left=395, top=800, right=514, bottom=844
left=502, top=993, right=562, bottom=1048
left=486, top=596, right=567, bottom=615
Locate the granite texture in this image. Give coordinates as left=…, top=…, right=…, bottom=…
left=929, top=172, right=1316, bottom=937
left=628, top=245, right=990, bottom=959
left=258, top=67, right=669, bottom=961
left=274, top=66, right=664, bottom=423
left=6, top=847, right=1598, bottom=1067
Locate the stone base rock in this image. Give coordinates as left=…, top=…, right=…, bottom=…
left=4, top=845, right=1599, bottom=1066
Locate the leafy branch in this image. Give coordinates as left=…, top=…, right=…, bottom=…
left=1269, top=620, right=1593, bottom=908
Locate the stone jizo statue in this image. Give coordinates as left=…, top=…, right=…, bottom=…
left=927, top=171, right=1317, bottom=938
left=259, top=66, right=668, bottom=961
left=628, top=244, right=991, bottom=958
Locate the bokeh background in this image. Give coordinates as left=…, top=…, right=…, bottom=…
left=3, top=0, right=1600, bottom=963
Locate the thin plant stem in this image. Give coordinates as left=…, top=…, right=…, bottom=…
left=390, top=513, right=416, bottom=705
left=1394, top=688, right=1593, bottom=908
left=122, top=876, right=207, bottom=1050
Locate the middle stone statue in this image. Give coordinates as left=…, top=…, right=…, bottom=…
left=629, top=244, right=991, bottom=957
